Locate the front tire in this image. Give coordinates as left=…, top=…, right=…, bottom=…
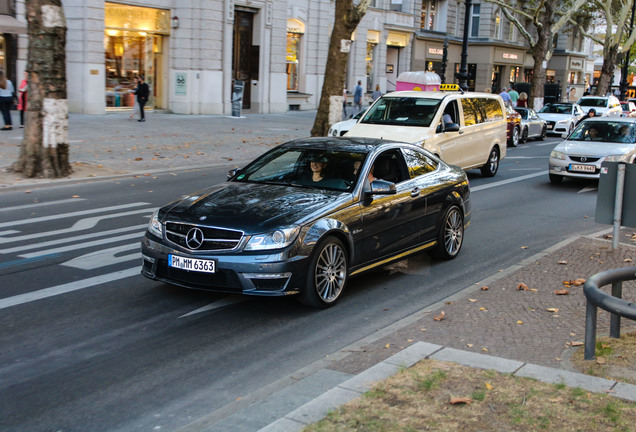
left=298, top=236, right=348, bottom=308
left=433, top=205, right=464, bottom=260
left=521, top=127, right=528, bottom=143
left=549, top=173, right=563, bottom=184
left=480, top=146, right=500, bottom=177
left=539, top=125, right=546, bottom=141
left=509, top=126, right=520, bottom=147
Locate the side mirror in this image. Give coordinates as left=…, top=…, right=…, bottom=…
left=444, top=123, right=460, bottom=132
left=227, top=168, right=241, bottom=181
left=366, top=179, right=397, bottom=195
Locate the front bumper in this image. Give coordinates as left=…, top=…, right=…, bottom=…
left=549, top=158, right=601, bottom=179
left=141, top=235, right=309, bottom=296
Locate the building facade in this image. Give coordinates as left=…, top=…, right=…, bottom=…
left=2, top=0, right=594, bottom=116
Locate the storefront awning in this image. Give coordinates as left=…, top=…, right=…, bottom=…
left=0, top=14, right=27, bottom=34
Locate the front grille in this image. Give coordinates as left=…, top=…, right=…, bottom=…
left=570, top=156, right=600, bottom=163
left=165, top=222, right=243, bottom=251
left=157, top=261, right=242, bottom=290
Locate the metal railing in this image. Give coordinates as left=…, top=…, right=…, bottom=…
left=583, top=266, right=636, bottom=360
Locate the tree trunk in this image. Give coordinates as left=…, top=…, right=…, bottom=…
left=310, top=0, right=370, bottom=137
left=13, top=0, right=71, bottom=178
left=596, top=47, right=619, bottom=96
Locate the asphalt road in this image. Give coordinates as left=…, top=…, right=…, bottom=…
left=0, top=135, right=608, bottom=431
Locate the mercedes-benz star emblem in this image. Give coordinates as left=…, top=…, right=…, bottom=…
left=185, top=228, right=205, bottom=250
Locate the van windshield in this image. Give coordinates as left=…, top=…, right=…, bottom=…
left=360, top=97, right=441, bottom=127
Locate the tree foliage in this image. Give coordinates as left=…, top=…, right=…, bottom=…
left=13, top=0, right=71, bottom=178
left=485, top=0, right=587, bottom=109
left=310, top=0, right=372, bottom=137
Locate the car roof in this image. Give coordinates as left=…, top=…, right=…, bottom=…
left=281, top=136, right=413, bottom=152
left=583, top=117, right=636, bottom=124
left=378, top=90, right=500, bottom=100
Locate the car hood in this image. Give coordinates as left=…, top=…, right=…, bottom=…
left=554, top=140, right=636, bottom=157
left=537, top=113, right=574, bottom=121
left=161, top=182, right=348, bottom=234
left=329, top=118, right=358, bottom=134
left=346, top=123, right=431, bottom=143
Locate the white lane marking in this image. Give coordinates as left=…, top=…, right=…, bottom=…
left=472, top=171, right=547, bottom=192
left=1, top=198, right=87, bottom=212
left=578, top=186, right=597, bottom=194
left=0, top=208, right=154, bottom=244
left=0, top=268, right=139, bottom=310
left=20, top=232, right=144, bottom=258
left=509, top=168, right=544, bottom=171
left=179, top=297, right=247, bottom=318
left=1, top=224, right=147, bottom=254
left=505, top=156, right=547, bottom=159
left=62, top=244, right=140, bottom=270
left=0, top=202, right=150, bottom=228
left=0, top=230, right=19, bottom=236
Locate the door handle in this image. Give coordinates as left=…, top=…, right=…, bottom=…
left=410, top=188, right=420, bottom=198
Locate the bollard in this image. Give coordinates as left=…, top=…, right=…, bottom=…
left=612, top=163, right=625, bottom=249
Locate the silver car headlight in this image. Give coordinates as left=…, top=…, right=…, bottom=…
left=605, top=154, right=629, bottom=162
left=245, top=226, right=300, bottom=251
left=556, top=120, right=568, bottom=126
left=550, top=150, right=565, bottom=160
left=148, top=209, right=163, bottom=237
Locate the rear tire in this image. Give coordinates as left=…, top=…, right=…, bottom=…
left=549, top=173, right=563, bottom=184
left=521, top=127, right=528, bottom=143
left=480, top=146, right=500, bottom=177
left=433, top=205, right=464, bottom=260
left=297, top=236, right=348, bottom=308
left=539, top=125, right=546, bottom=141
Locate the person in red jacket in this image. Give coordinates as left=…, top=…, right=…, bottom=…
left=18, top=72, right=28, bottom=128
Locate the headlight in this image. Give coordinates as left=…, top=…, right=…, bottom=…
left=550, top=150, right=565, bottom=160
left=556, top=120, right=568, bottom=126
left=605, top=154, right=629, bottom=162
left=148, top=209, right=163, bottom=237
left=245, top=226, right=300, bottom=251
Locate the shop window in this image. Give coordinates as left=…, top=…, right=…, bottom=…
left=421, top=0, right=437, bottom=31
left=509, top=66, right=520, bottom=84
left=494, top=11, right=502, bottom=39
left=366, top=43, right=376, bottom=92
left=470, top=3, right=480, bottom=37
left=286, top=32, right=301, bottom=91
left=455, top=63, right=476, bottom=91
left=391, top=0, right=402, bottom=12
left=0, top=36, right=4, bottom=73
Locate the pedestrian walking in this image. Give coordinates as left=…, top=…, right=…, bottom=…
left=0, top=71, right=15, bottom=130
left=372, top=84, right=382, bottom=101
left=18, top=71, right=27, bottom=128
left=508, top=85, right=519, bottom=107
left=353, top=80, right=363, bottom=114
left=342, top=87, right=348, bottom=119
left=134, top=76, right=149, bottom=122
left=517, top=92, right=528, bottom=108
left=499, top=87, right=512, bottom=105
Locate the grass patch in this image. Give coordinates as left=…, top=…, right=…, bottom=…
left=304, top=359, right=636, bottom=432
left=570, top=330, right=636, bottom=385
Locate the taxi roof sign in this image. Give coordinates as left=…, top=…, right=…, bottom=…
left=440, top=84, right=460, bottom=91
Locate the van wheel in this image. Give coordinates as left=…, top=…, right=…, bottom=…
left=480, top=147, right=500, bottom=177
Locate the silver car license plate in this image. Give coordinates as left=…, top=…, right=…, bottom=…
left=570, top=164, right=596, bottom=173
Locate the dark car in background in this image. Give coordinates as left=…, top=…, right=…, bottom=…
left=505, top=103, right=522, bottom=147
left=141, top=137, right=471, bottom=308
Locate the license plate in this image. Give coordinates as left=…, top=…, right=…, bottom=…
left=570, top=164, right=596, bottom=173
left=168, top=254, right=216, bottom=273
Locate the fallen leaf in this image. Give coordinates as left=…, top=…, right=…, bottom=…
left=485, top=382, right=493, bottom=390
left=625, top=258, right=633, bottom=263
left=558, top=260, right=568, bottom=265
left=385, top=343, right=390, bottom=349
left=450, top=397, right=473, bottom=405
left=481, top=347, right=488, bottom=352
left=468, top=298, right=478, bottom=302
left=572, top=278, right=586, bottom=286
left=554, top=289, right=570, bottom=295
left=521, top=246, right=528, bottom=249
left=570, top=341, right=584, bottom=347
left=546, top=308, right=560, bottom=313
left=517, top=320, right=524, bottom=325
left=529, top=288, right=538, bottom=292
left=596, top=357, right=606, bottom=365
left=517, top=283, right=529, bottom=291
left=134, top=157, right=143, bottom=161
left=433, top=311, right=446, bottom=321
left=407, top=339, right=413, bottom=343
left=479, top=307, right=487, bottom=311
left=72, top=195, right=80, bottom=198
left=481, top=286, right=489, bottom=291
left=467, top=344, right=474, bottom=348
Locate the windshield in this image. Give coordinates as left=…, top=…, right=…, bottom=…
left=578, top=98, right=608, bottom=108
left=232, top=147, right=368, bottom=192
left=360, top=97, right=441, bottom=127
left=539, top=104, right=572, bottom=115
left=569, top=121, right=636, bottom=143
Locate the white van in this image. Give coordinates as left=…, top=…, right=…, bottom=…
left=345, top=87, right=507, bottom=176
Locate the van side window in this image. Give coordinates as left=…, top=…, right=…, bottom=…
left=484, top=99, right=504, bottom=121
left=462, top=98, right=484, bottom=126
left=443, top=100, right=459, bottom=124
left=402, top=148, right=438, bottom=178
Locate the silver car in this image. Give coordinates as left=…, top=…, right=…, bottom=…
left=548, top=118, right=636, bottom=183
left=515, top=107, right=547, bottom=143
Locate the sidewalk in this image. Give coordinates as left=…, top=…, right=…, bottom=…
left=0, top=110, right=317, bottom=189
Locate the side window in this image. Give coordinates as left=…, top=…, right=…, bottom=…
left=484, top=98, right=504, bottom=122
left=402, top=148, right=438, bottom=178
left=372, top=150, right=409, bottom=184
left=461, top=98, right=483, bottom=126
left=442, top=100, right=459, bottom=124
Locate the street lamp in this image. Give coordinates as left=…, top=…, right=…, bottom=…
left=455, top=0, right=473, bottom=91
left=440, top=37, right=449, bottom=84
left=620, top=0, right=636, bottom=100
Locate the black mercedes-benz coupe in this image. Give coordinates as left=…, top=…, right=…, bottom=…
left=141, top=137, right=470, bottom=307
